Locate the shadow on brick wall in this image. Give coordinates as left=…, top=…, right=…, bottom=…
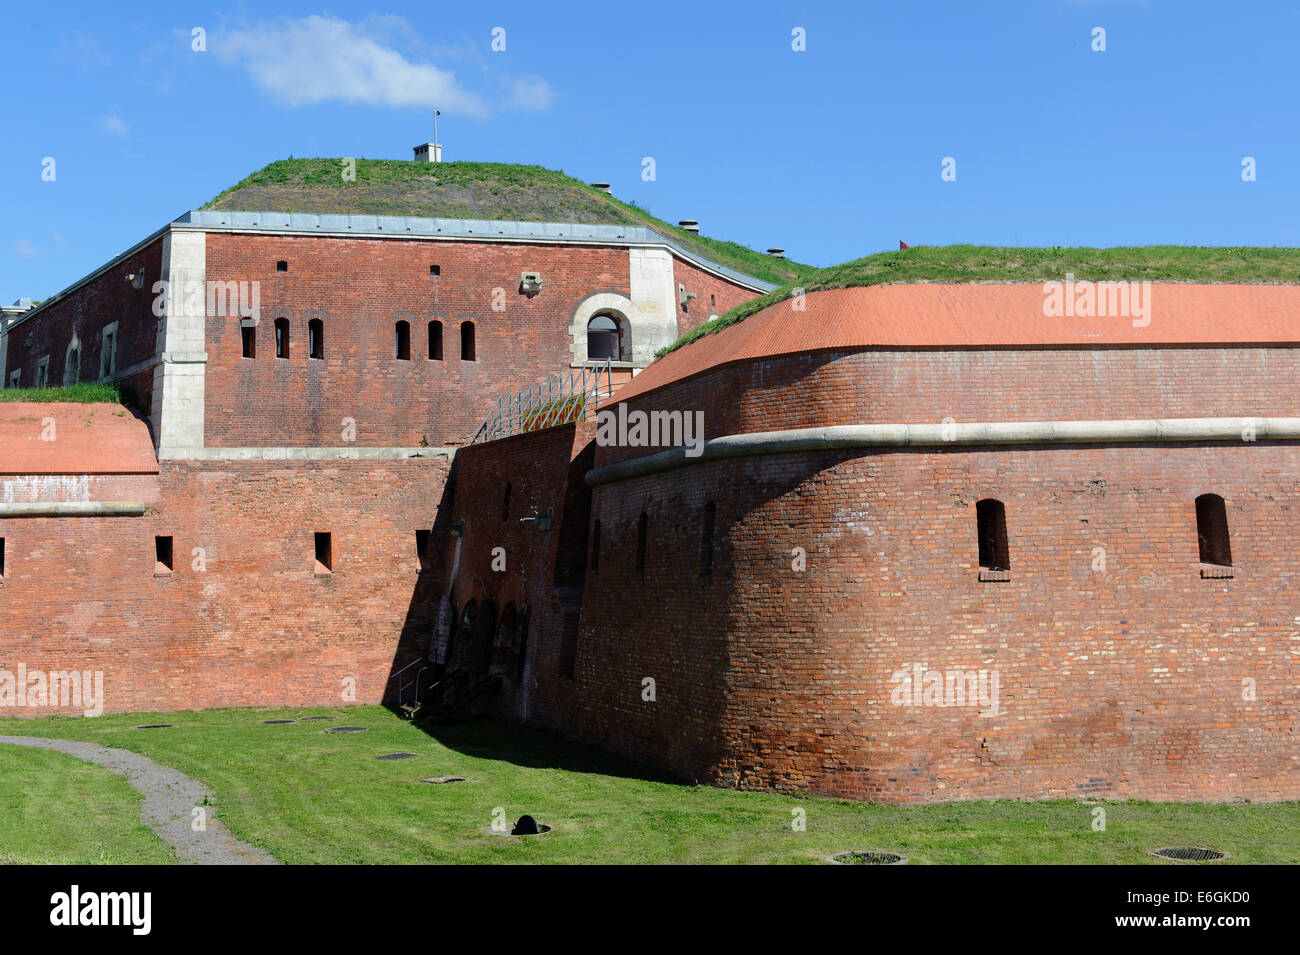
left=380, top=461, right=457, bottom=710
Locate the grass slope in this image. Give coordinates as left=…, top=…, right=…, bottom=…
left=2, top=706, right=1295, bottom=865
left=0, top=745, right=174, bottom=864
left=659, top=244, right=1300, bottom=356
left=202, top=159, right=815, bottom=286
left=0, top=383, right=122, bottom=404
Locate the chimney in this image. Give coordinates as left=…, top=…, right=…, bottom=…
left=590, top=182, right=611, bottom=194
left=413, top=142, right=442, bottom=163
left=678, top=219, right=699, bottom=233
left=766, top=248, right=786, bottom=259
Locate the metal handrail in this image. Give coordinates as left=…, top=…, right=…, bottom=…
left=467, top=358, right=613, bottom=445
left=389, top=658, right=430, bottom=707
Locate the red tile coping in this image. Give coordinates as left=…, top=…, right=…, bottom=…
left=0, top=403, right=158, bottom=474
left=615, top=284, right=1300, bottom=404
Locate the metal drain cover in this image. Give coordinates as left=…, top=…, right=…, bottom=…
left=134, top=724, right=172, bottom=729
left=299, top=716, right=333, bottom=721
left=486, top=819, right=553, bottom=836
left=261, top=719, right=297, bottom=724
left=829, top=850, right=908, bottom=865
left=377, top=753, right=416, bottom=760
left=1152, top=846, right=1227, bottom=862
left=328, top=726, right=368, bottom=733
left=423, top=776, right=467, bottom=784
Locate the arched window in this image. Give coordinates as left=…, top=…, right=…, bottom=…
left=590, top=519, right=601, bottom=573
left=512, top=607, right=530, bottom=683
left=308, top=318, right=324, bottom=359
left=274, top=318, right=290, bottom=359
left=976, top=499, right=1009, bottom=572
left=395, top=321, right=411, bottom=360
left=587, top=314, right=623, bottom=361
left=63, top=338, right=81, bottom=386
left=559, top=614, right=580, bottom=680
left=1195, top=494, right=1232, bottom=567
left=635, top=512, right=648, bottom=573
left=471, top=599, right=497, bottom=673
left=241, top=324, right=256, bottom=358
left=453, top=599, right=478, bottom=671
left=461, top=321, right=476, bottom=361
left=493, top=603, right=519, bottom=678
left=699, top=501, right=716, bottom=578
left=428, top=320, right=443, bottom=360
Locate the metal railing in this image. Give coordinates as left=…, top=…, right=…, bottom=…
left=467, top=358, right=613, bottom=445
left=389, top=657, right=430, bottom=708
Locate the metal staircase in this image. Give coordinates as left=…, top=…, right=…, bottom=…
left=388, top=660, right=500, bottom=722
left=467, top=358, right=614, bottom=445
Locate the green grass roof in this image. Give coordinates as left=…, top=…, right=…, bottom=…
left=0, top=383, right=123, bottom=404
left=658, top=244, right=1300, bottom=356
left=202, top=158, right=816, bottom=286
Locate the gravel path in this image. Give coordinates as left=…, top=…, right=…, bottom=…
left=0, top=735, right=278, bottom=865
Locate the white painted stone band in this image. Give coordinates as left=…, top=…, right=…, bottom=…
left=585, top=417, right=1300, bottom=487
left=157, top=446, right=454, bottom=461
left=0, top=501, right=149, bottom=517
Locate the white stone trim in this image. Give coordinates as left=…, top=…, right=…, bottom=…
left=35, top=355, right=49, bottom=389
left=158, top=446, right=455, bottom=461
left=152, top=230, right=207, bottom=456
left=568, top=293, right=644, bottom=367
left=0, top=501, right=150, bottom=517
left=627, top=248, right=678, bottom=362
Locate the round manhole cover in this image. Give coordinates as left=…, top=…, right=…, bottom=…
left=423, top=775, right=467, bottom=784
left=829, top=850, right=908, bottom=865
left=328, top=726, right=368, bottom=733
left=134, top=724, right=172, bottom=729
left=377, top=753, right=416, bottom=760
left=1151, top=846, right=1227, bottom=862
left=261, top=719, right=297, bottom=724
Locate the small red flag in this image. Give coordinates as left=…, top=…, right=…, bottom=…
left=899, top=240, right=910, bottom=250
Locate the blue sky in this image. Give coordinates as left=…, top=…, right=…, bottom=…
left=4, top=0, right=1298, bottom=300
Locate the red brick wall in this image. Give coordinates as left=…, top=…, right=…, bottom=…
left=441, top=422, right=597, bottom=731
left=671, top=258, right=762, bottom=337
left=2, top=238, right=163, bottom=407
left=0, top=458, right=448, bottom=717
left=203, top=234, right=633, bottom=447
left=597, top=347, right=1300, bottom=468
left=577, top=442, right=1300, bottom=802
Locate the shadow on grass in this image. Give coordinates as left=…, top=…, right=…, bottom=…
left=399, top=712, right=684, bottom=786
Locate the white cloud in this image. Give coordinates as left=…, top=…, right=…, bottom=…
left=14, top=239, right=39, bottom=259
left=214, top=15, right=492, bottom=115
left=100, top=115, right=128, bottom=138
left=505, top=76, right=554, bottom=112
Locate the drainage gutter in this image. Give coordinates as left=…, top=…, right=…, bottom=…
left=585, top=416, right=1300, bottom=487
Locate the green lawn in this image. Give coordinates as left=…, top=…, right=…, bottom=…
left=0, top=745, right=175, bottom=864
left=1, top=706, right=1296, bottom=864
